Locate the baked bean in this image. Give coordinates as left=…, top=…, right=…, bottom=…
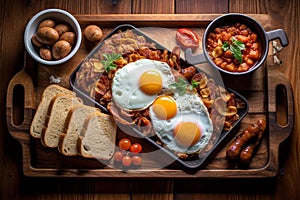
left=249, top=49, right=259, bottom=59
left=214, top=57, right=223, bottom=65
left=252, top=43, right=259, bottom=50
left=206, top=23, right=261, bottom=72
left=240, top=29, right=249, bottom=36
left=239, top=24, right=247, bottom=30
left=235, top=35, right=249, bottom=43
left=224, top=50, right=233, bottom=57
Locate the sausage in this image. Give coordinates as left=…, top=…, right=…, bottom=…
left=239, top=119, right=266, bottom=164
left=226, top=123, right=260, bottom=160
left=180, top=66, right=196, bottom=79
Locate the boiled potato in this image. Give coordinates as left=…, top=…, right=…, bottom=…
left=55, top=24, right=70, bottom=35
left=60, top=31, right=76, bottom=45
left=36, top=27, right=59, bottom=45
left=84, top=25, right=103, bottom=43
left=31, top=34, right=43, bottom=47
left=38, top=19, right=56, bottom=29
left=39, top=47, right=52, bottom=61
left=31, top=18, right=77, bottom=61
left=52, top=40, right=72, bottom=60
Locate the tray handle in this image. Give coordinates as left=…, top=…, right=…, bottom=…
left=6, top=65, right=35, bottom=139
left=267, top=65, right=294, bottom=165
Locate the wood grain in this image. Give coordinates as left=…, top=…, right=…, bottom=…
left=132, top=0, right=175, bottom=14
left=1, top=0, right=300, bottom=200
left=175, top=0, right=228, bottom=14
left=5, top=14, right=285, bottom=178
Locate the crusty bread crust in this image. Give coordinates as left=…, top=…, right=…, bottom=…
left=41, top=94, right=83, bottom=148
left=77, top=112, right=117, bottom=160
left=58, top=105, right=100, bottom=156
left=30, top=84, right=75, bottom=138
left=30, top=84, right=117, bottom=160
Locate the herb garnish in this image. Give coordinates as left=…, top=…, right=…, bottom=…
left=190, top=80, right=200, bottom=90
left=170, top=78, right=187, bottom=96
left=222, top=37, right=245, bottom=63
left=101, top=53, right=121, bottom=72
left=169, top=78, right=199, bottom=96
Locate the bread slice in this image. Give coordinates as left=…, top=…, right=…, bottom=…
left=78, top=112, right=117, bottom=160
left=30, top=84, right=75, bottom=138
left=41, top=94, right=83, bottom=148
left=58, top=105, right=101, bottom=156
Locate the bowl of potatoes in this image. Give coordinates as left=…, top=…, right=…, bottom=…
left=24, top=9, right=82, bottom=65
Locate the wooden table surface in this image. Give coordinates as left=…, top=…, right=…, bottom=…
left=1, top=0, right=299, bottom=199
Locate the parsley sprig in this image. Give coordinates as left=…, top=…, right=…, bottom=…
left=190, top=80, right=200, bottom=89
left=101, top=53, right=121, bottom=72
left=169, top=78, right=199, bottom=96
left=222, top=37, right=245, bottom=63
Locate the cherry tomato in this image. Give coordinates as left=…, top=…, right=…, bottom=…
left=130, top=143, right=142, bottom=154
left=113, top=151, right=123, bottom=162
left=132, top=155, right=142, bottom=166
left=122, top=155, right=132, bottom=167
left=176, top=28, right=200, bottom=50
left=118, top=138, right=131, bottom=151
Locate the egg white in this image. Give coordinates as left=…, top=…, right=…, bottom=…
left=112, top=59, right=175, bottom=111
left=149, top=91, right=213, bottom=155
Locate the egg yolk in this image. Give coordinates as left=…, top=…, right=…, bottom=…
left=139, top=70, right=163, bottom=95
left=152, top=96, right=177, bottom=120
left=173, top=121, right=202, bottom=148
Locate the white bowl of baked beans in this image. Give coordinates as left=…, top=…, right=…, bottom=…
left=185, top=13, right=289, bottom=75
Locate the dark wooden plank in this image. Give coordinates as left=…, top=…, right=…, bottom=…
left=132, top=0, right=175, bottom=14
left=131, top=180, right=174, bottom=200
left=0, top=0, right=30, bottom=200
left=229, top=0, right=268, bottom=14
left=175, top=0, right=228, bottom=13
left=18, top=178, right=130, bottom=200
left=24, top=0, right=132, bottom=15
left=174, top=178, right=277, bottom=199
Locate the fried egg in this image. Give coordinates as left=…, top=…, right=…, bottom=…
left=149, top=91, right=213, bottom=155
left=112, top=59, right=175, bottom=111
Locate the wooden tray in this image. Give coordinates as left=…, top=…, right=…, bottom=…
left=6, top=14, right=294, bottom=178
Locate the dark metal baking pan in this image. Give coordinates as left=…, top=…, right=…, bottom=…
left=70, top=24, right=249, bottom=169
